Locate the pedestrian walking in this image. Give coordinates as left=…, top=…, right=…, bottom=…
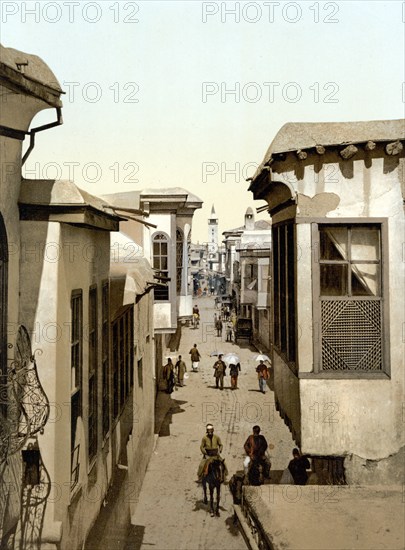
left=189, top=343, right=201, bottom=372
left=229, top=362, right=241, bottom=389
left=256, top=360, right=269, bottom=393
left=162, top=358, right=175, bottom=394
left=215, top=317, right=223, bottom=337
left=225, top=322, right=233, bottom=342
left=175, top=355, right=187, bottom=386
left=213, top=354, right=226, bottom=390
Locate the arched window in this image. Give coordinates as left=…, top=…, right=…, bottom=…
left=153, top=233, right=169, bottom=301
left=176, top=229, right=183, bottom=293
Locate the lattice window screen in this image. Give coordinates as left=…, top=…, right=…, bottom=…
left=321, top=300, right=382, bottom=371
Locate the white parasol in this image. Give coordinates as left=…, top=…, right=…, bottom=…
left=222, top=353, right=240, bottom=365
left=253, top=354, right=270, bottom=362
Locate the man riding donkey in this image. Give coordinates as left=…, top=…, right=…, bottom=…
left=197, top=424, right=228, bottom=482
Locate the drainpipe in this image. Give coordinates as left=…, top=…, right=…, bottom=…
left=22, top=107, right=63, bottom=166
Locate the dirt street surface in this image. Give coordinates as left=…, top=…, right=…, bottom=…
left=131, top=296, right=295, bottom=550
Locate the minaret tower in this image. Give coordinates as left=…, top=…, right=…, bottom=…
left=208, top=204, right=218, bottom=251
left=244, top=207, right=255, bottom=230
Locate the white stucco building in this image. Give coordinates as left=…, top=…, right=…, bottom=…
left=0, top=45, right=156, bottom=550
left=248, top=119, right=405, bottom=483
left=223, top=209, right=272, bottom=350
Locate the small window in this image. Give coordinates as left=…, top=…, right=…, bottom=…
left=244, top=263, right=258, bottom=290
left=176, top=229, right=183, bottom=293
left=153, top=233, right=169, bottom=301
left=138, top=358, right=143, bottom=388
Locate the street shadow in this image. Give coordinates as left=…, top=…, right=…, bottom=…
left=193, top=499, right=228, bottom=514
left=225, top=513, right=241, bottom=536
left=234, top=341, right=256, bottom=351
left=159, top=398, right=188, bottom=437
left=124, top=525, right=145, bottom=550
left=85, top=467, right=130, bottom=550
left=267, top=368, right=275, bottom=391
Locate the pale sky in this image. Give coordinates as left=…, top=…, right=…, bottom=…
left=2, top=0, right=404, bottom=242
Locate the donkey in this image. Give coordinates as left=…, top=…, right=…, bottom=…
left=202, top=458, right=226, bottom=517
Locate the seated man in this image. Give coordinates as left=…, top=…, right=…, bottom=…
left=197, top=424, right=228, bottom=481
left=288, top=448, right=311, bottom=485
left=244, top=425, right=271, bottom=479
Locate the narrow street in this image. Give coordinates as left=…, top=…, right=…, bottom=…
left=129, top=296, right=295, bottom=550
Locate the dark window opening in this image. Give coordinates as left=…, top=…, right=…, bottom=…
left=272, top=224, right=296, bottom=370
left=112, top=307, right=134, bottom=419
left=88, top=286, right=98, bottom=461
left=153, top=233, right=169, bottom=301
left=71, top=289, right=82, bottom=489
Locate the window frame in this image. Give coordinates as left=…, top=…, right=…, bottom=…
left=243, top=262, right=258, bottom=290
left=88, top=285, right=98, bottom=464
left=311, top=218, right=390, bottom=378
left=152, top=232, right=170, bottom=302
left=272, top=222, right=297, bottom=374
left=111, top=306, right=134, bottom=422
left=101, top=281, right=110, bottom=441
left=70, top=289, right=83, bottom=491
left=176, top=228, right=183, bottom=294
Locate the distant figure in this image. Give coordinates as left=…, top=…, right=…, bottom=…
left=225, top=322, right=233, bottom=342
left=288, top=448, right=311, bottom=485
left=231, top=312, right=237, bottom=328
left=192, top=304, right=200, bottom=328
left=215, top=317, right=223, bottom=337
left=256, top=360, right=269, bottom=393
left=162, top=358, right=175, bottom=394
left=189, top=344, right=201, bottom=372
left=175, top=355, right=187, bottom=386
left=229, top=362, right=241, bottom=389
left=213, top=355, right=226, bottom=390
